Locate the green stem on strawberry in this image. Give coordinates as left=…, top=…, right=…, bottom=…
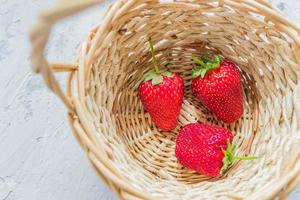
left=149, top=37, right=160, bottom=74
left=192, top=54, right=223, bottom=78
left=141, top=37, right=173, bottom=86
left=221, top=140, right=258, bottom=174
left=234, top=156, right=258, bottom=160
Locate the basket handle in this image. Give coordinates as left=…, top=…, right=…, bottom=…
left=30, top=0, right=104, bottom=111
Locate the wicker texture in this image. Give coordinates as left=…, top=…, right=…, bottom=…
left=31, top=0, right=300, bottom=199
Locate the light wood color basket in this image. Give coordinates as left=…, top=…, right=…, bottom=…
left=31, top=0, right=300, bottom=199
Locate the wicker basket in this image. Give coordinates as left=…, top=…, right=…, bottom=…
left=31, top=0, right=300, bottom=199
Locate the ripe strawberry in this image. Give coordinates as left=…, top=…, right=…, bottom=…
left=191, top=54, right=243, bottom=123
left=138, top=38, right=184, bottom=131
left=175, top=123, right=256, bottom=177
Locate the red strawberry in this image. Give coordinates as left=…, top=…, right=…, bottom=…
left=175, top=123, right=256, bottom=177
left=191, top=54, right=243, bottom=123
left=138, top=38, right=184, bottom=131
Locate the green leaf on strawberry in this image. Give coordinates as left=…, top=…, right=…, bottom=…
left=221, top=140, right=258, bottom=174
left=151, top=75, right=163, bottom=86
left=143, top=71, right=157, bottom=81
left=162, top=70, right=173, bottom=77
left=192, top=53, right=223, bottom=78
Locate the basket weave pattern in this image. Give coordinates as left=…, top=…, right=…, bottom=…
left=31, top=0, right=300, bottom=199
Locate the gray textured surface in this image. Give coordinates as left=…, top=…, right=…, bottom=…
left=0, top=0, right=299, bottom=199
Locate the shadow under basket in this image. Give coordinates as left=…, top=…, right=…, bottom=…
left=31, top=0, right=300, bottom=199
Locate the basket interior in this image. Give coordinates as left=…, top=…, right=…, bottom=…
left=113, top=42, right=259, bottom=182
left=76, top=1, right=300, bottom=198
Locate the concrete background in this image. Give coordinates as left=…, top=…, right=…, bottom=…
left=0, top=0, right=299, bottom=199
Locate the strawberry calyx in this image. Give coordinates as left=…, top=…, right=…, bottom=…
left=192, top=53, right=223, bottom=78
left=142, top=37, right=173, bottom=86
left=221, top=140, right=258, bottom=174
left=142, top=70, right=172, bottom=86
